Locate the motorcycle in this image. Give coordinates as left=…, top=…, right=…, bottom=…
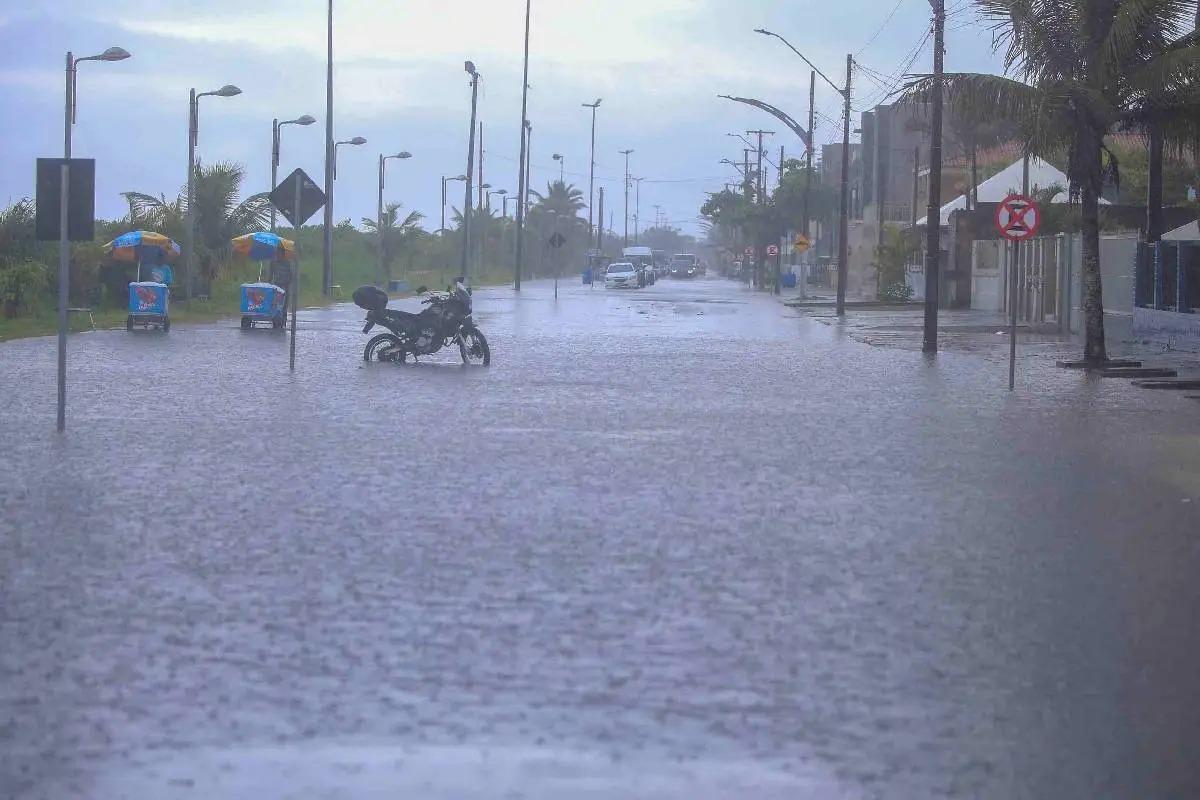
left=354, top=279, right=491, bottom=366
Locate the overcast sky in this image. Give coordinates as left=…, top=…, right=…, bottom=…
left=0, top=0, right=1004, bottom=235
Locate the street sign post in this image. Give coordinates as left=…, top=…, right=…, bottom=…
left=767, top=244, right=780, bottom=257
left=269, top=169, right=327, bottom=371
left=548, top=227, right=565, bottom=298
left=995, top=194, right=1041, bottom=391
left=36, top=157, right=96, bottom=432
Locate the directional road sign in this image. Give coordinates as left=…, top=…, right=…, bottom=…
left=549, top=231, right=566, bottom=249
left=793, top=234, right=811, bottom=254
left=270, top=168, right=326, bottom=228
left=995, top=194, right=1041, bottom=242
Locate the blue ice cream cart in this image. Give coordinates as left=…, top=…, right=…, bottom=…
left=104, top=231, right=179, bottom=332
left=127, top=281, right=170, bottom=331
left=232, top=232, right=296, bottom=331
left=239, top=281, right=287, bottom=329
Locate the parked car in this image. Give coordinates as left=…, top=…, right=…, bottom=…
left=622, top=246, right=656, bottom=287
left=605, top=262, right=640, bottom=289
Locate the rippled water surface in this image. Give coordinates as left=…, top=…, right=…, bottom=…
left=2, top=278, right=1198, bottom=798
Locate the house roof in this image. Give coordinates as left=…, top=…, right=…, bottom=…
left=1163, top=220, right=1200, bottom=240
left=916, top=157, right=1106, bottom=227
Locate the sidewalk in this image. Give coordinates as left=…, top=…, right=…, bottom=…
left=784, top=299, right=1200, bottom=380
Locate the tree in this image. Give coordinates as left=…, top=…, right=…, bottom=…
left=0, top=200, right=50, bottom=317
left=124, top=161, right=271, bottom=285
left=530, top=180, right=586, bottom=218
left=904, top=0, right=1200, bottom=364
left=362, top=203, right=425, bottom=282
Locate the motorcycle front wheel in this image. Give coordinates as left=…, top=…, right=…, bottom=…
left=364, top=333, right=405, bottom=363
left=458, top=328, right=491, bottom=366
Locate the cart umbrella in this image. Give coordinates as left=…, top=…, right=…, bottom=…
left=104, top=231, right=180, bottom=282
left=231, top=232, right=297, bottom=263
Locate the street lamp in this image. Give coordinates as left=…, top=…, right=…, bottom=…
left=271, top=114, right=316, bottom=231
left=56, top=45, right=131, bottom=432
left=756, top=27, right=852, bottom=317
left=582, top=98, right=602, bottom=248
left=377, top=150, right=412, bottom=286
left=441, top=174, right=467, bottom=234
left=332, top=136, right=367, bottom=179
left=552, top=153, right=564, bottom=183
left=463, top=59, right=481, bottom=282
left=186, top=83, right=242, bottom=296
left=619, top=148, right=634, bottom=246
left=487, top=188, right=508, bottom=212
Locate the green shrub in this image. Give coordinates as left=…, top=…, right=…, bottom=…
left=0, top=259, right=50, bottom=318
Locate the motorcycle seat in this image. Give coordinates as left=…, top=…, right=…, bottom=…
left=376, top=308, right=420, bottom=327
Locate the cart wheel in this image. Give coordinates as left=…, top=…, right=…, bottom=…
left=241, top=316, right=252, bottom=330
left=126, top=315, right=134, bottom=332
left=162, top=317, right=171, bottom=332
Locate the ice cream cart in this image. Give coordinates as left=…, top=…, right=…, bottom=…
left=239, top=281, right=287, bottom=329
left=232, top=232, right=296, bottom=331
left=104, top=231, right=179, bottom=332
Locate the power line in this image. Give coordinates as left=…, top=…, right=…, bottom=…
left=856, top=0, right=909, bottom=56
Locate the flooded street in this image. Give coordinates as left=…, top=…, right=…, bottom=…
left=2, top=277, right=1198, bottom=798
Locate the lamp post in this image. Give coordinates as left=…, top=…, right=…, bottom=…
left=552, top=153, right=564, bottom=183
left=332, top=136, right=367, bottom=179
left=441, top=174, right=467, bottom=234
left=322, top=0, right=335, bottom=296
left=619, top=149, right=634, bottom=246
left=57, top=45, right=130, bottom=432
left=487, top=188, right=508, bottom=212
left=377, top=150, right=412, bottom=286
left=463, top=60, right=481, bottom=283
left=755, top=27, right=852, bottom=316
left=582, top=98, right=602, bottom=248
left=271, top=114, right=316, bottom=231
left=186, top=83, right=242, bottom=298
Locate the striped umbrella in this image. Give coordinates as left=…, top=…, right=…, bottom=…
left=231, top=232, right=297, bottom=263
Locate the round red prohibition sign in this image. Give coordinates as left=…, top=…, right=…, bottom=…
left=995, top=194, right=1041, bottom=242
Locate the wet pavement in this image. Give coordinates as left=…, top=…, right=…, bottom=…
left=2, top=276, right=1198, bottom=799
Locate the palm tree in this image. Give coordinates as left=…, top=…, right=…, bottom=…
left=905, top=0, right=1200, bottom=364
left=362, top=203, right=425, bottom=282
left=530, top=180, right=586, bottom=218
left=124, top=161, right=270, bottom=284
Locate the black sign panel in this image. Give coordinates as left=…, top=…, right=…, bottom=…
left=270, top=168, right=327, bottom=227
left=549, top=232, right=566, bottom=249
left=35, top=158, right=95, bottom=242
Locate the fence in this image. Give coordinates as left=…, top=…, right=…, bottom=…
left=971, top=233, right=1141, bottom=334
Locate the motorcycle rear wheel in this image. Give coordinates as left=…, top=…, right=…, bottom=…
left=458, top=328, right=491, bottom=366
left=364, top=333, right=405, bottom=363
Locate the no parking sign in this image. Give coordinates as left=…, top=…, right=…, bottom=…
left=995, top=194, right=1041, bottom=242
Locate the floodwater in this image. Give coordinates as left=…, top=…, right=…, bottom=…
left=2, top=277, right=1198, bottom=798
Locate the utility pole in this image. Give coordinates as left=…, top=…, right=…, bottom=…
left=803, top=71, right=815, bottom=240
left=755, top=131, right=766, bottom=289
left=462, top=62, right=480, bottom=282
left=634, top=177, right=644, bottom=244
left=922, top=0, right=945, bottom=353
left=514, top=0, right=531, bottom=290
left=836, top=53, right=852, bottom=316
left=584, top=99, right=602, bottom=248
left=911, top=146, right=920, bottom=229
left=620, top=148, right=634, bottom=246
left=597, top=187, right=606, bottom=252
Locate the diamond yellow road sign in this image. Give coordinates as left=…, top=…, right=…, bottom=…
left=793, top=234, right=811, bottom=254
